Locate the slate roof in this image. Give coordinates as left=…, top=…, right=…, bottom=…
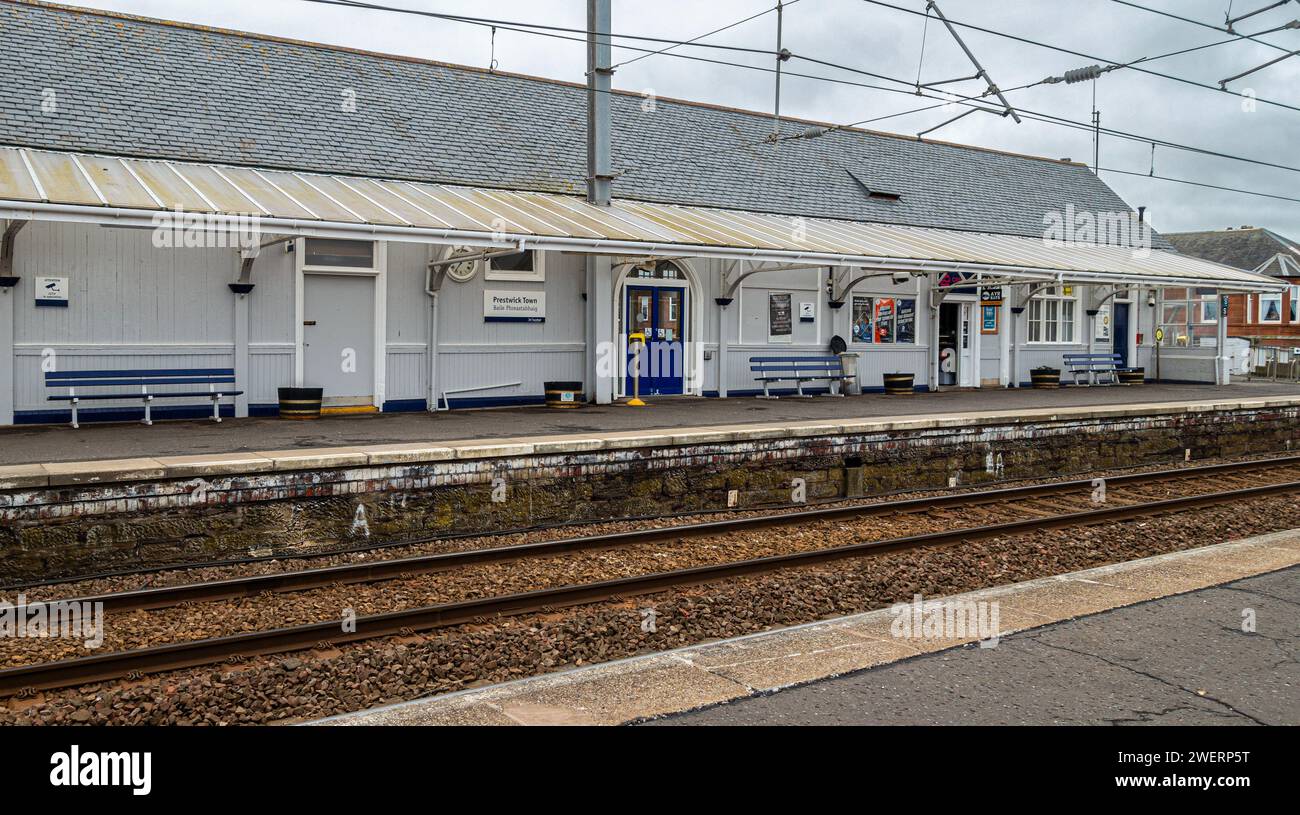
left=1165, top=228, right=1300, bottom=276
left=0, top=0, right=1162, bottom=245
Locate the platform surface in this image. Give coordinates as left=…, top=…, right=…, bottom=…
left=314, top=529, right=1300, bottom=726
left=3, top=381, right=1300, bottom=470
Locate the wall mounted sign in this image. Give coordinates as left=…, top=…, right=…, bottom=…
left=1222, top=295, right=1230, bottom=317
left=981, top=305, right=999, bottom=334
left=768, top=292, right=793, bottom=341
left=483, top=290, right=545, bottom=323
left=979, top=286, right=1004, bottom=306
left=35, top=276, right=68, bottom=308
left=1095, top=303, right=1111, bottom=341
left=799, top=301, right=815, bottom=322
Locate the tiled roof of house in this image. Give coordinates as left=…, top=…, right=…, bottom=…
left=0, top=0, right=1161, bottom=245
left=1165, top=227, right=1300, bottom=276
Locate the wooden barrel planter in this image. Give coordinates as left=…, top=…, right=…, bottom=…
left=883, top=372, right=914, bottom=395
left=1030, top=367, right=1061, bottom=389
left=1119, top=367, right=1145, bottom=385
left=544, top=381, right=585, bottom=408
left=278, top=386, right=323, bottom=420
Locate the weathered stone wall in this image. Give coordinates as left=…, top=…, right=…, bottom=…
left=2, top=405, right=1297, bottom=584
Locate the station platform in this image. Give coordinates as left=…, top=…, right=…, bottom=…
left=314, top=530, right=1300, bottom=726
left=3, top=380, right=1300, bottom=471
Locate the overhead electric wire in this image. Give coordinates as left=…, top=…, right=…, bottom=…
left=610, top=1, right=796, bottom=70
left=291, top=0, right=1300, bottom=203
left=860, top=0, right=1300, bottom=114
left=1111, top=0, right=1296, bottom=54
left=1099, top=165, right=1300, bottom=204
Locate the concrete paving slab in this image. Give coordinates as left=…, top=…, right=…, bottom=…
left=0, top=464, right=49, bottom=489
left=360, top=444, right=457, bottom=465
left=253, top=448, right=370, bottom=470
left=41, top=457, right=166, bottom=486
left=686, top=626, right=921, bottom=692
left=153, top=452, right=276, bottom=477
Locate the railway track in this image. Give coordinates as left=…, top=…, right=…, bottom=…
left=3, top=456, right=1300, bottom=698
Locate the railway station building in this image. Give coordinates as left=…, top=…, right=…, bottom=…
left=0, top=1, right=1284, bottom=426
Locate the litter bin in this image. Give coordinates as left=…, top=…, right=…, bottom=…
left=837, top=352, right=861, bottom=395
left=278, top=387, right=323, bottom=420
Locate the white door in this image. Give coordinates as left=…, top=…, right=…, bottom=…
left=958, top=302, right=976, bottom=387
left=303, top=274, right=374, bottom=404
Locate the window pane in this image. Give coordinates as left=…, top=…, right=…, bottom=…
left=304, top=238, right=374, bottom=268
left=489, top=251, right=534, bottom=272
left=1262, top=295, right=1282, bottom=322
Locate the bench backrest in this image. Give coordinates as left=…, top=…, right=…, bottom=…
left=45, top=368, right=237, bottom=389
left=1062, top=353, right=1122, bottom=362
left=750, top=356, right=844, bottom=374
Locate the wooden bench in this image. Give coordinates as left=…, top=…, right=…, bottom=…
left=1062, top=353, right=1123, bottom=386
left=45, top=368, right=243, bottom=428
left=750, top=356, right=850, bottom=398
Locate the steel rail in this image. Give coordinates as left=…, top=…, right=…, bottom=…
left=3, top=476, right=1300, bottom=697
left=41, top=455, right=1300, bottom=615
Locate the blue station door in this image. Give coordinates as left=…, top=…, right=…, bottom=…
left=625, top=285, right=686, bottom=395
left=1113, top=303, right=1130, bottom=367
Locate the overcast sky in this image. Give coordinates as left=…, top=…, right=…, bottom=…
left=65, top=0, right=1300, bottom=239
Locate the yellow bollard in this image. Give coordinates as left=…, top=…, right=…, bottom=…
left=626, top=331, right=647, bottom=406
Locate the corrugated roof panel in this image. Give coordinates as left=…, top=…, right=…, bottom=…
left=297, top=174, right=406, bottom=225
left=0, top=148, right=44, bottom=202
left=25, top=149, right=100, bottom=206
left=404, top=183, right=508, bottom=231
left=215, top=167, right=316, bottom=219
left=255, top=171, right=363, bottom=222
left=124, top=159, right=210, bottom=211
left=74, top=154, right=158, bottom=209
left=0, top=147, right=1282, bottom=291
left=170, top=163, right=266, bottom=215
left=351, top=179, right=454, bottom=229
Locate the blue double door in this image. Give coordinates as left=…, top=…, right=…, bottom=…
left=625, top=285, right=686, bottom=395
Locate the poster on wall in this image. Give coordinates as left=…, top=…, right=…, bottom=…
left=483, top=290, right=545, bottom=323
left=851, top=295, right=873, bottom=343
left=34, top=277, right=69, bottom=308
left=768, top=292, right=793, bottom=341
left=874, top=298, right=895, bottom=344
left=895, top=298, right=916, bottom=343
left=981, top=305, right=999, bottom=334
left=1095, top=304, right=1111, bottom=341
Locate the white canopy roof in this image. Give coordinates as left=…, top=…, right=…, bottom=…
left=0, top=146, right=1282, bottom=292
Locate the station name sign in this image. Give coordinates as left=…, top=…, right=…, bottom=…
left=484, top=290, right=545, bottom=323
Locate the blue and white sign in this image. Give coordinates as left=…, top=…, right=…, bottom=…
left=35, top=276, right=68, bottom=308
left=484, top=290, right=545, bottom=323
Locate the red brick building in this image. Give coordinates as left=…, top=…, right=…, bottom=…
left=1165, top=227, right=1300, bottom=349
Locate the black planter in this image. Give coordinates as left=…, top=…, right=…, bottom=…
left=883, top=372, right=915, bottom=395
left=278, top=386, right=323, bottom=420
left=1031, top=367, right=1061, bottom=389
left=1119, top=367, right=1145, bottom=385
left=544, top=381, right=585, bottom=408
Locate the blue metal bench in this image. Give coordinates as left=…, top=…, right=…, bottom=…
left=1062, top=353, right=1123, bottom=386
left=45, top=368, right=243, bottom=428
left=750, top=356, right=849, bottom=398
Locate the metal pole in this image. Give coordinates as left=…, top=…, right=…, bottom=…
left=586, top=0, right=613, bottom=205
left=773, top=1, right=785, bottom=137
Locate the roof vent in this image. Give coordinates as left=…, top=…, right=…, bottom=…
left=845, top=169, right=902, bottom=203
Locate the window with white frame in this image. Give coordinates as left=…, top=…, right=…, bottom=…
left=304, top=238, right=376, bottom=270
left=485, top=250, right=545, bottom=282
left=1026, top=285, right=1077, bottom=343
left=1259, top=291, right=1283, bottom=323
left=1159, top=287, right=1217, bottom=347
left=1290, top=286, right=1299, bottom=322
